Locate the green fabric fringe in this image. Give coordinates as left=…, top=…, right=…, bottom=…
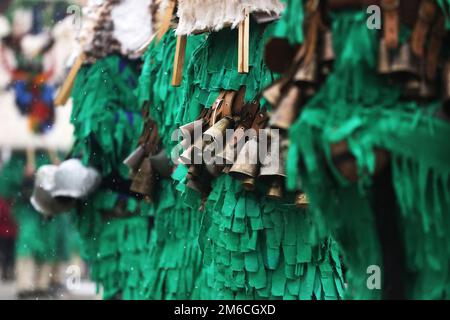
left=135, top=32, right=215, bottom=300
left=71, top=55, right=153, bottom=300
left=287, top=11, right=450, bottom=299
left=176, top=23, right=344, bottom=299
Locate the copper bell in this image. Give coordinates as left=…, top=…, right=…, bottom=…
left=269, top=85, right=301, bottom=131
left=130, top=157, right=154, bottom=202
left=216, top=125, right=246, bottom=166
left=123, top=145, right=146, bottom=173
left=203, top=143, right=225, bottom=177
left=321, top=30, right=335, bottom=75
left=294, top=55, right=318, bottom=89
left=295, top=192, right=309, bottom=209
left=443, top=61, right=450, bottom=117
left=203, top=117, right=234, bottom=143
left=229, top=137, right=260, bottom=191
left=186, top=165, right=211, bottom=195
left=148, top=149, right=172, bottom=178
left=263, top=79, right=288, bottom=106
left=258, top=140, right=286, bottom=200
left=389, top=42, right=420, bottom=81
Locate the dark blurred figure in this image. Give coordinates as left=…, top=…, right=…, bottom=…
left=0, top=198, right=17, bottom=281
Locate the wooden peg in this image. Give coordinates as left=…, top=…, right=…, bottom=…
left=238, top=9, right=250, bottom=74
left=54, top=53, right=85, bottom=107
left=25, top=147, right=36, bottom=177
left=172, top=35, right=187, bottom=87
left=157, top=0, right=176, bottom=41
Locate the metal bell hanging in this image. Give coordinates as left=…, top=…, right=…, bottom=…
left=148, top=149, right=172, bottom=178
left=216, top=125, right=246, bottom=166
left=229, top=137, right=260, bottom=191
left=123, top=145, right=146, bottom=172
left=203, top=117, right=234, bottom=144
left=389, top=42, right=420, bottom=81
left=130, top=157, right=154, bottom=201
left=258, top=139, right=287, bottom=200
left=295, top=192, right=309, bottom=209
left=269, top=85, right=301, bottom=131
left=294, top=55, right=319, bottom=88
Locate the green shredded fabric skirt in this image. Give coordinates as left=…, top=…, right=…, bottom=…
left=136, top=32, right=215, bottom=300
left=177, top=23, right=345, bottom=299
left=286, top=10, right=450, bottom=299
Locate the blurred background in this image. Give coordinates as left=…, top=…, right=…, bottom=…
left=0, top=0, right=98, bottom=300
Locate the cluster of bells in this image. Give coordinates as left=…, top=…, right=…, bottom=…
left=123, top=143, right=173, bottom=203
left=166, top=106, right=310, bottom=209
left=378, top=40, right=449, bottom=104
left=30, top=159, right=101, bottom=217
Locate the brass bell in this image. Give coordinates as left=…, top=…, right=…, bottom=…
left=443, top=61, right=450, bottom=117
left=263, top=79, right=288, bottom=106
left=123, top=145, right=146, bottom=172
left=320, top=30, right=335, bottom=75
left=389, top=42, right=420, bottom=81
left=204, top=117, right=234, bottom=143
left=295, top=192, right=309, bottom=209
left=258, top=139, right=287, bottom=200
left=186, top=166, right=211, bottom=195
left=130, top=157, right=154, bottom=201
left=229, top=137, right=260, bottom=191
left=148, top=148, right=172, bottom=178
left=266, top=177, right=284, bottom=200
left=216, top=125, right=247, bottom=165
left=294, top=55, right=318, bottom=88
left=202, top=142, right=225, bottom=177
left=269, top=85, right=301, bottom=131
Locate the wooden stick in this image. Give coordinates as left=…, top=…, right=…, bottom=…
left=54, top=53, right=85, bottom=107
left=172, top=35, right=187, bottom=87
left=157, top=0, right=176, bottom=42
left=238, top=9, right=250, bottom=74
left=25, top=147, right=36, bottom=176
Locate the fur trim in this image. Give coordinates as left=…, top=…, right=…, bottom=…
left=175, top=0, right=284, bottom=35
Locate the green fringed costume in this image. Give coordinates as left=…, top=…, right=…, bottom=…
left=176, top=21, right=345, bottom=300
left=278, top=0, right=450, bottom=299
left=135, top=32, right=215, bottom=300
left=70, top=55, right=153, bottom=300
left=0, top=152, right=76, bottom=264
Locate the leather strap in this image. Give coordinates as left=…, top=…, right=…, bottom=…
left=411, top=0, right=437, bottom=57
left=382, top=0, right=400, bottom=49
left=251, top=108, right=269, bottom=132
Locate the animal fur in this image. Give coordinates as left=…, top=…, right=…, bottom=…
left=175, top=0, right=284, bottom=35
